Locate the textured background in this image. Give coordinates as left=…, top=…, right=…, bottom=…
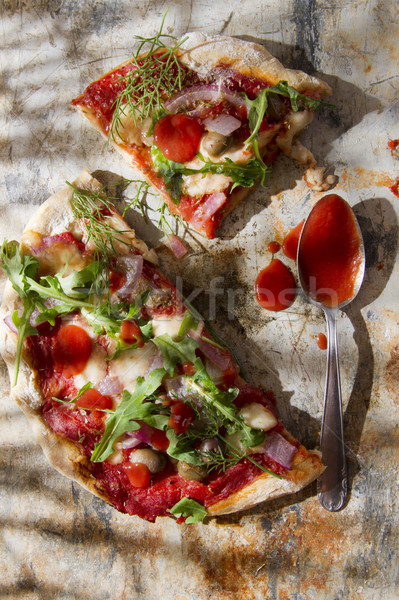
left=1, top=1, right=398, bottom=599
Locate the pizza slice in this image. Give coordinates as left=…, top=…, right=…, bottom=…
left=71, top=26, right=334, bottom=239
left=0, top=171, right=324, bottom=522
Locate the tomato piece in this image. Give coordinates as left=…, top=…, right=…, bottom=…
left=168, top=401, right=195, bottom=434
left=109, top=270, right=126, bottom=293
left=153, top=114, right=203, bottom=163
left=53, top=324, right=92, bottom=377
left=75, top=389, right=113, bottom=411
left=182, top=361, right=196, bottom=376
left=120, top=319, right=144, bottom=346
left=151, top=428, right=170, bottom=451
left=125, top=463, right=151, bottom=488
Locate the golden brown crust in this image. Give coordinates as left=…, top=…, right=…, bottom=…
left=0, top=172, right=324, bottom=518
left=178, top=33, right=332, bottom=97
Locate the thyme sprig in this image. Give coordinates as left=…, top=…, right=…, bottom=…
left=109, top=13, right=189, bottom=143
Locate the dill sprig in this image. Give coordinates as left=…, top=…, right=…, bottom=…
left=119, top=178, right=186, bottom=238
left=109, top=13, right=189, bottom=143
left=68, top=182, right=132, bottom=290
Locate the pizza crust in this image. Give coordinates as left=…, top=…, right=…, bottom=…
left=178, top=32, right=332, bottom=97
left=0, top=172, right=324, bottom=519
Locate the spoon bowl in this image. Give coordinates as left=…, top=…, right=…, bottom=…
left=297, top=194, right=365, bottom=511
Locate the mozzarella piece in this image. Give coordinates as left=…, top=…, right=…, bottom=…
left=182, top=172, right=231, bottom=197
left=73, top=344, right=108, bottom=390
left=276, top=110, right=315, bottom=165
left=152, top=314, right=184, bottom=339
left=108, top=343, right=157, bottom=392
left=238, top=403, right=278, bottom=431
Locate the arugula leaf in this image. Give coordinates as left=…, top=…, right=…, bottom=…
left=244, top=80, right=334, bottom=153
left=0, top=240, right=39, bottom=298
left=152, top=333, right=198, bottom=376
left=151, top=145, right=271, bottom=204
left=11, top=300, right=37, bottom=386
left=165, top=428, right=205, bottom=466
left=169, top=498, right=207, bottom=523
left=91, top=368, right=166, bottom=462
left=189, top=358, right=265, bottom=448
left=55, top=261, right=101, bottom=298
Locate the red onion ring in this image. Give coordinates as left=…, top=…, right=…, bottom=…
left=164, top=84, right=248, bottom=115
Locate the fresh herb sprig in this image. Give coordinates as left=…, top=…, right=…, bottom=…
left=109, top=13, right=189, bottom=143
left=120, top=178, right=185, bottom=237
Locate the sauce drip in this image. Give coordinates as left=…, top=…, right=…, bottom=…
left=316, top=332, right=328, bottom=350
left=299, top=194, right=362, bottom=308
left=267, top=240, right=281, bottom=254
left=255, top=258, right=296, bottom=311
left=282, top=221, right=305, bottom=260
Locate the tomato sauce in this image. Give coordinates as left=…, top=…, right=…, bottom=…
left=316, top=332, right=328, bottom=350
left=255, top=258, right=296, bottom=311
left=298, top=194, right=362, bottom=308
left=267, top=240, right=281, bottom=254
left=282, top=220, right=305, bottom=260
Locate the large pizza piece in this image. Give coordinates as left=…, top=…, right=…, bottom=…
left=0, top=172, right=323, bottom=522
left=71, top=31, right=333, bottom=239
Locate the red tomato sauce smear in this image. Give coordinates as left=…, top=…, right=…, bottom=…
left=299, top=194, right=362, bottom=308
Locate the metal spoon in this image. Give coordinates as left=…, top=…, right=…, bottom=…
left=297, top=197, right=365, bottom=511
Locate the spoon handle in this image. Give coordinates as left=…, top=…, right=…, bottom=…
left=318, top=309, right=348, bottom=511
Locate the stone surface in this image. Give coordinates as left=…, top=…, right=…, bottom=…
left=0, top=1, right=398, bottom=599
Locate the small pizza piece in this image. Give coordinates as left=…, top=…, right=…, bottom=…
left=71, top=27, right=333, bottom=238
left=0, top=172, right=324, bottom=522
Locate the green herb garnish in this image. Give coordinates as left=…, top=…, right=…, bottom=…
left=244, top=80, right=334, bottom=159
left=109, top=12, right=189, bottom=143
left=169, top=498, right=207, bottom=523
left=151, top=145, right=271, bottom=204
left=91, top=368, right=167, bottom=462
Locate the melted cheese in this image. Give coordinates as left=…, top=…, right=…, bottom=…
left=151, top=314, right=184, bottom=339
left=74, top=344, right=108, bottom=390
left=276, top=110, right=315, bottom=165
left=108, top=342, right=157, bottom=392
left=182, top=172, right=231, bottom=197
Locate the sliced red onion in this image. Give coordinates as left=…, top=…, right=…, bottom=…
left=144, top=349, right=164, bottom=377
left=263, top=431, right=297, bottom=470
left=125, top=422, right=154, bottom=446
left=96, top=376, right=124, bottom=397
left=120, top=436, right=142, bottom=450
left=190, top=193, right=227, bottom=229
left=116, top=255, right=143, bottom=298
left=165, top=375, right=187, bottom=399
left=203, top=114, right=241, bottom=136
left=197, top=337, right=232, bottom=371
left=164, top=234, right=187, bottom=259
left=3, top=315, right=17, bottom=334
left=164, top=84, right=248, bottom=114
